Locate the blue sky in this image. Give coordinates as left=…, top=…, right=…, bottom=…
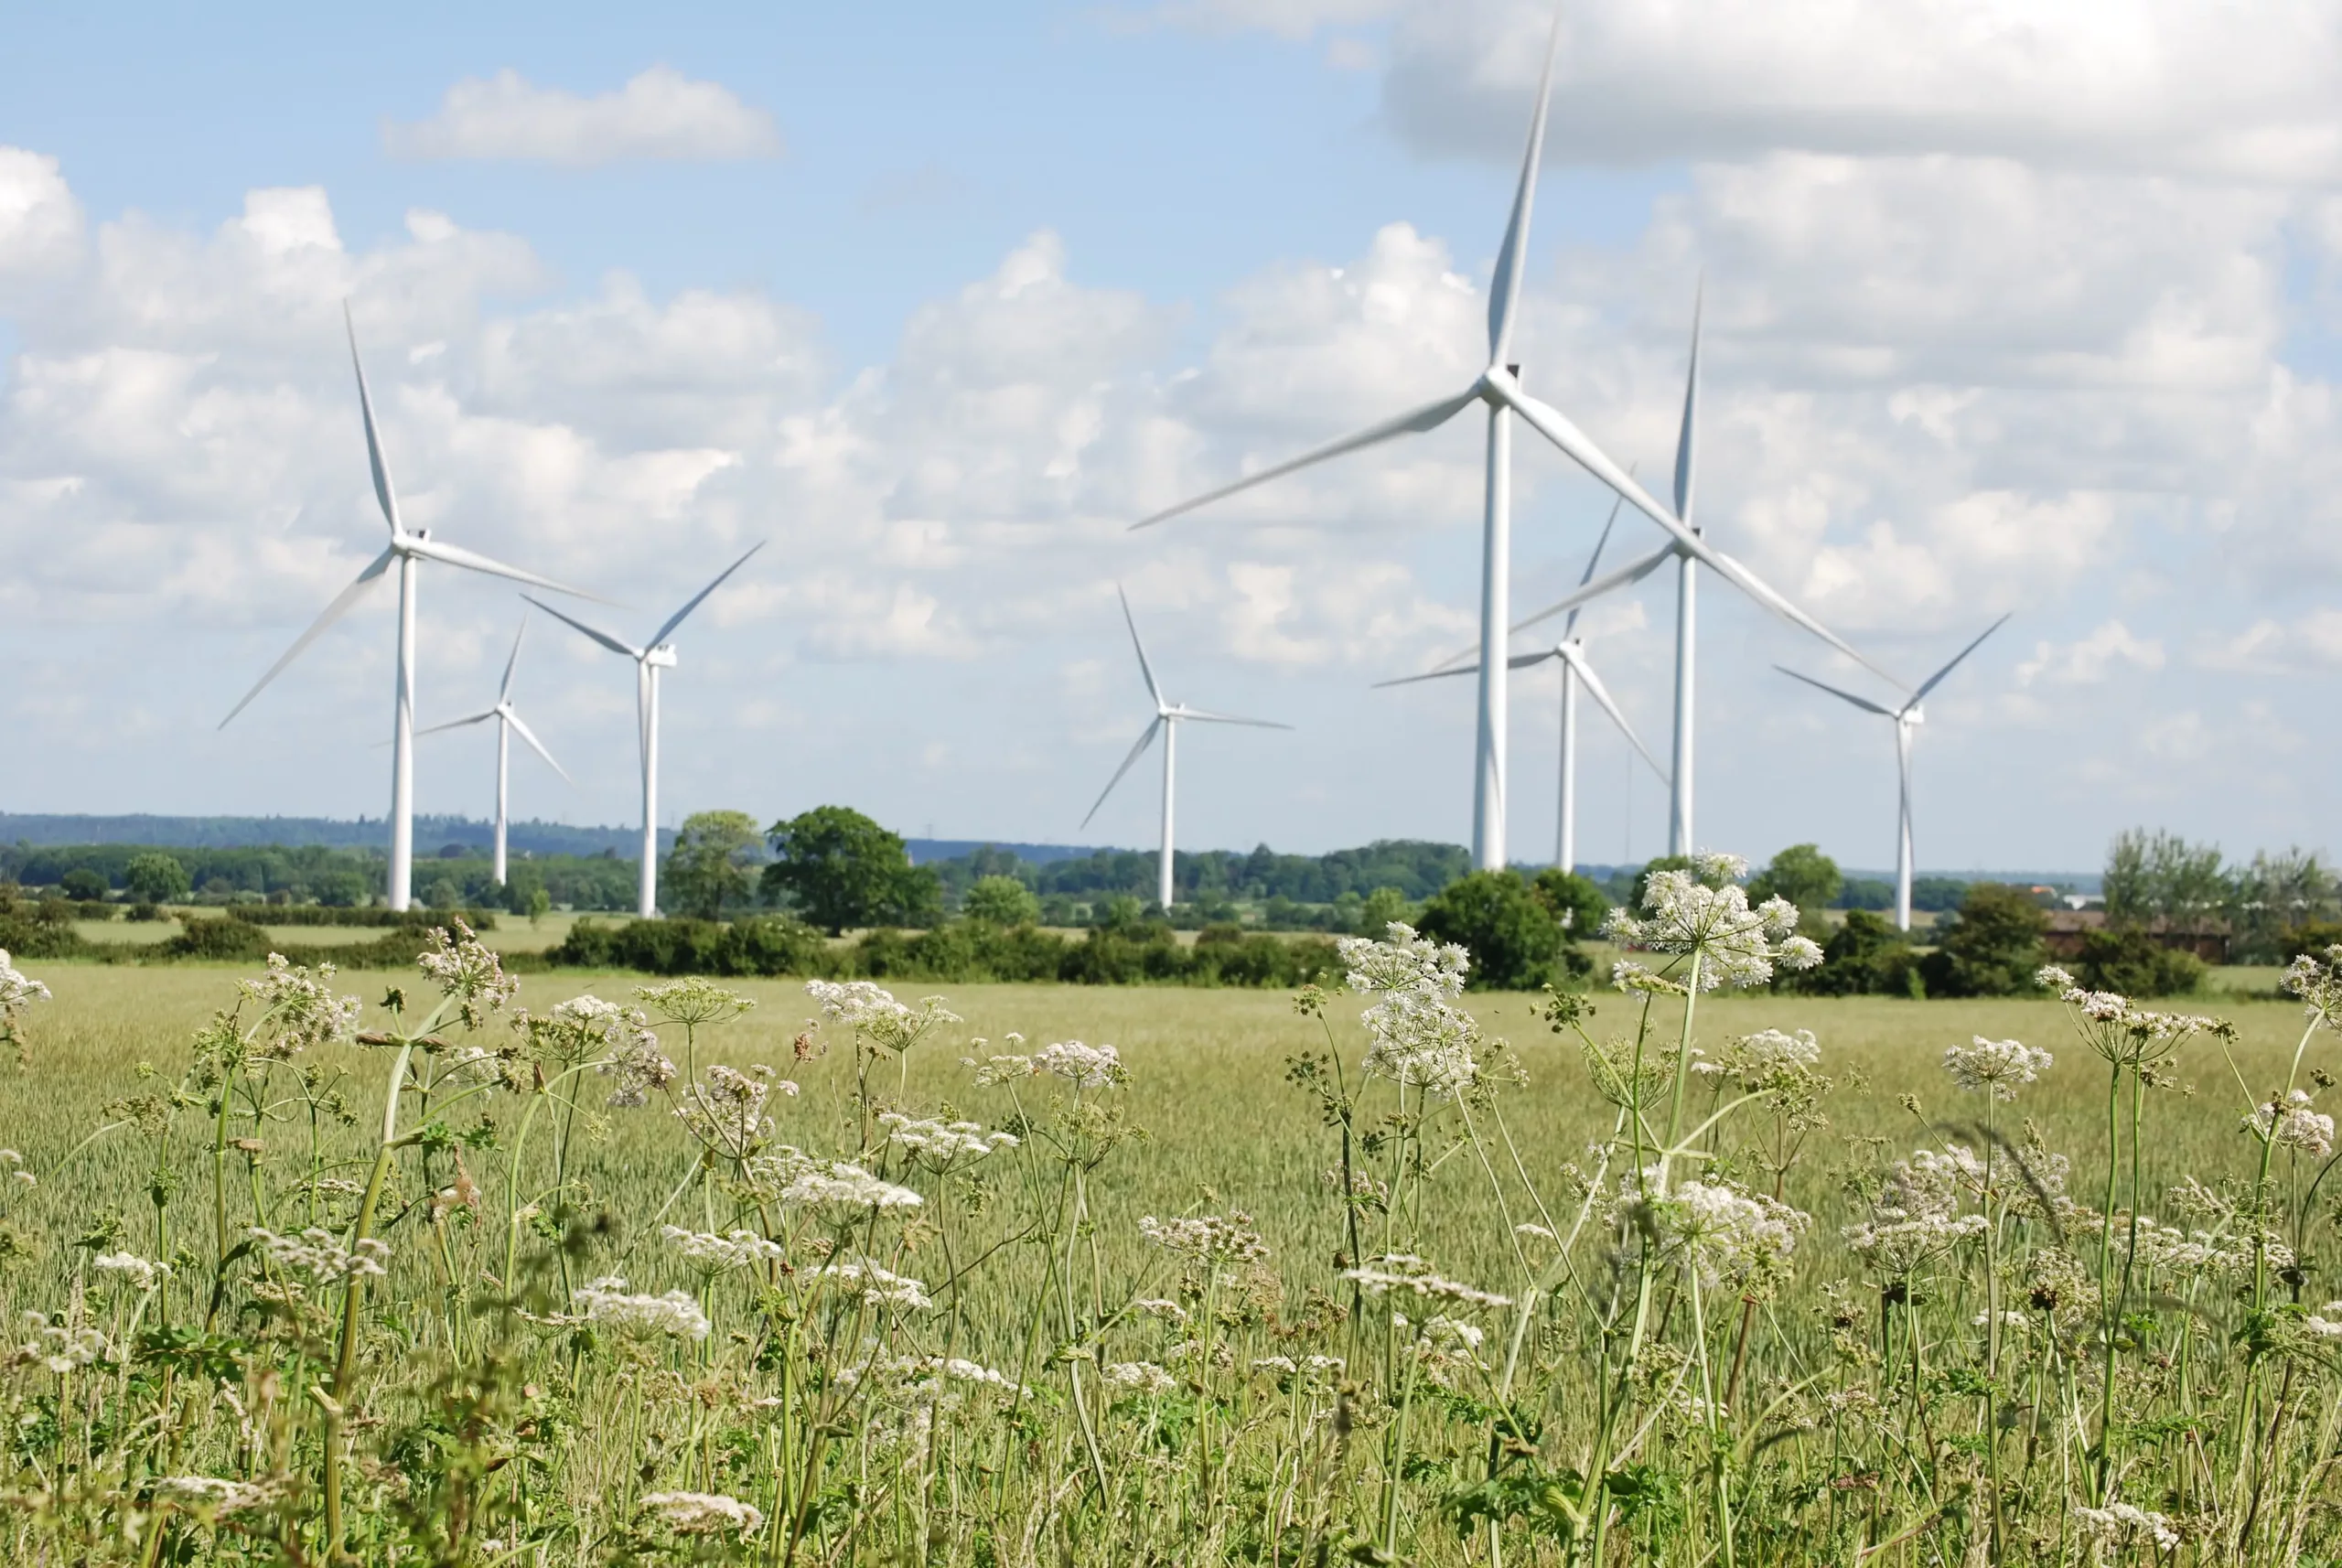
left=3, top=0, right=2339, bottom=877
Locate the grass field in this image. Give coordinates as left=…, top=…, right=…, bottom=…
left=5, top=939, right=2339, bottom=1563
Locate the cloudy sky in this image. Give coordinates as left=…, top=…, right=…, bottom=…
left=2, top=0, right=2337, bottom=875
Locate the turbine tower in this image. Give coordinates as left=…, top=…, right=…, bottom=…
left=1081, top=587, right=1290, bottom=911
left=1778, top=615, right=2010, bottom=930
left=221, top=305, right=597, bottom=911
left=414, top=615, right=571, bottom=886
left=528, top=542, right=766, bottom=918
left=1133, top=15, right=1891, bottom=871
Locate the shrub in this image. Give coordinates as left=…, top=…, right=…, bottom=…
left=1919, top=883, right=2050, bottom=998
left=1415, top=871, right=1578, bottom=992
left=158, top=915, right=277, bottom=963
left=2074, top=929, right=2205, bottom=998
left=1357, top=886, right=1413, bottom=936
left=59, top=869, right=108, bottom=902
left=961, top=875, right=1042, bottom=927
left=1789, top=909, right=1921, bottom=997
left=1530, top=868, right=1609, bottom=940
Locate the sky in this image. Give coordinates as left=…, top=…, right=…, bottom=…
left=2, top=0, right=2339, bottom=877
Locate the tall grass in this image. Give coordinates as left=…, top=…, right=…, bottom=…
left=0, top=885, right=2338, bottom=1564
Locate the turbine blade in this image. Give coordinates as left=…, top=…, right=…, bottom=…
left=1130, top=384, right=1482, bottom=531
left=651, top=540, right=766, bottom=649
left=1176, top=709, right=1293, bottom=729
left=499, top=614, right=527, bottom=703
left=345, top=303, right=403, bottom=538
left=407, top=537, right=606, bottom=602
left=504, top=707, right=573, bottom=784
left=1673, top=286, right=1703, bottom=525
left=1560, top=645, right=1669, bottom=784
left=1371, top=664, right=1479, bottom=690
left=1777, top=663, right=1898, bottom=718
left=1080, top=717, right=1163, bottom=829
left=1710, top=547, right=1905, bottom=689
left=521, top=595, right=643, bottom=660
left=414, top=710, right=499, bottom=737
left=1488, top=0, right=1569, bottom=364
left=218, top=545, right=396, bottom=728
left=1118, top=585, right=1166, bottom=708
left=1563, top=488, right=1628, bottom=639
left=1427, top=537, right=1675, bottom=675
left=1909, top=611, right=2012, bottom=707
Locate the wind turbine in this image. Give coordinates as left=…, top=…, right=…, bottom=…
left=1081, top=587, right=1291, bottom=911
left=1778, top=614, right=2010, bottom=931
left=1376, top=497, right=1667, bottom=872
left=221, top=305, right=599, bottom=912
left=526, top=542, right=766, bottom=918
left=1132, top=12, right=1894, bottom=873
left=414, top=615, right=571, bottom=886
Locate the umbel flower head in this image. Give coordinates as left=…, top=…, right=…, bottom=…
left=806, top=980, right=961, bottom=1055
left=0, top=948, right=51, bottom=1065
left=1337, top=923, right=1486, bottom=1100
left=416, top=919, right=518, bottom=1028
left=235, top=953, right=362, bottom=1060
left=1943, top=1036, right=2053, bottom=1101
left=2247, top=1090, right=2337, bottom=1158
left=640, top=1491, right=765, bottom=1538
left=1604, top=854, right=1822, bottom=990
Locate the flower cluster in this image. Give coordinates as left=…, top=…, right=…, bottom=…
left=639, top=1491, right=765, bottom=1537
left=13, top=1313, right=107, bottom=1374
left=778, top=1160, right=924, bottom=1219
left=2037, top=968, right=2225, bottom=1066
left=806, top=981, right=961, bottom=1055
left=251, top=1227, right=391, bottom=1283
left=2247, top=1089, right=2336, bottom=1157
left=1843, top=1148, right=1990, bottom=1276
left=809, top=1259, right=933, bottom=1311
left=881, top=1112, right=1019, bottom=1165
left=235, top=954, right=362, bottom=1059
left=1102, top=1360, right=1176, bottom=1396
left=92, top=1251, right=172, bottom=1292
left=1337, top=923, right=1484, bottom=1100
left=673, top=1064, right=795, bottom=1157
left=661, top=1226, right=786, bottom=1273
left=2070, top=1501, right=2180, bottom=1552
left=416, top=920, right=518, bottom=1026
left=634, top=978, right=756, bottom=1029
left=0, top=948, right=50, bottom=1063
left=1138, top=1212, right=1271, bottom=1264
left=153, top=1476, right=278, bottom=1519
left=533, top=996, right=672, bottom=1108
left=572, top=1277, right=711, bottom=1340
left=1033, top=1039, right=1125, bottom=1088
left=1670, top=1180, right=1810, bottom=1292
left=1341, top=1252, right=1512, bottom=1310
left=1942, top=1036, right=2053, bottom=1101
left=1603, top=860, right=1821, bottom=990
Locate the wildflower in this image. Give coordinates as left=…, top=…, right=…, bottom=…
left=415, top=920, right=518, bottom=1026
left=571, top=1277, right=711, bottom=1340
left=91, top=1251, right=172, bottom=1292
left=1609, top=1173, right=1808, bottom=1294
left=527, top=995, right=673, bottom=1108
left=1033, top=1038, right=1126, bottom=1088
left=1603, top=865, right=1821, bottom=990
left=1102, top=1360, right=1177, bottom=1396
left=1139, top=1212, right=1271, bottom=1264
left=2041, top=971, right=2225, bottom=1067
left=674, top=1064, right=795, bottom=1157
left=1943, top=1036, right=2053, bottom=1101
left=2282, top=946, right=2342, bottom=1025
left=1338, top=924, right=1486, bottom=1099
left=1132, top=1297, right=1190, bottom=1325
left=2070, top=1501, right=2180, bottom=1552
left=639, top=1491, right=766, bottom=1537
left=234, top=953, right=362, bottom=1059
left=15, top=1312, right=106, bottom=1374
left=153, top=1476, right=276, bottom=1519
left=1341, top=1252, right=1512, bottom=1310
left=0, top=949, right=50, bottom=1065
left=809, top=1259, right=933, bottom=1311
left=661, top=1226, right=786, bottom=1273
left=778, top=1161, right=924, bottom=1219
left=967, top=1052, right=1037, bottom=1085
left=1843, top=1149, right=1990, bottom=1276
left=2307, top=1302, right=2342, bottom=1338
left=2248, top=1090, right=2336, bottom=1157
left=634, top=978, right=757, bottom=1029
left=250, top=1227, right=390, bottom=1283
left=806, top=981, right=960, bottom=1054
left=881, top=1112, right=1019, bottom=1166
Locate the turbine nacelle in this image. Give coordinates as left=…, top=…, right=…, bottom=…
left=645, top=646, right=680, bottom=670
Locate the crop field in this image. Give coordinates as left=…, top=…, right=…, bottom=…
left=4, top=897, right=2341, bottom=1563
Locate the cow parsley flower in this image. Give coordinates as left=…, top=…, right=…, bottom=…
left=235, top=954, right=362, bottom=1059
left=640, top=1491, right=766, bottom=1537
left=1603, top=865, right=1821, bottom=990
left=881, top=1112, right=1019, bottom=1166
left=1033, top=1040, right=1125, bottom=1088
left=16, top=1313, right=108, bottom=1374
left=250, top=1227, right=390, bottom=1283
left=1338, top=923, right=1486, bottom=1099
left=1102, top=1360, right=1176, bottom=1396
left=810, top=1259, right=933, bottom=1311
left=1843, top=1149, right=1990, bottom=1276
left=153, top=1476, right=276, bottom=1519
left=0, top=949, right=50, bottom=1064
left=534, top=995, right=671, bottom=1108
left=91, top=1251, right=172, bottom=1293
left=415, top=920, right=518, bottom=1026
left=1342, top=1252, right=1512, bottom=1310
left=779, top=1161, right=924, bottom=1219
left=2070, top=1501, right=2179, bottom=1552
left=2248, top=1090, right=2336, bottom=1157
left=661, top=1226, right=786, bottom=1273
left=634, top=978, right=757, bottom=1029
left=1607, top=1173, right=1808, bottom=1294
left=806, top=981, right=960, bottom=1054
left=1943, top=1036, right=2053, bottom=1101
left=1139, top=1212, right=1271, bottom=1264
left=673, top=1064, right=795, bottom=1157
left=572, top=1277, right=711, bottom=1339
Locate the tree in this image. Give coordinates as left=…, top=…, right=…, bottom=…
left=1357, top=886, right=1413, bottom=937
left=1920, top=883, right=2049, bottom=998
left=962, top=875, right=1041, bottom=927
left=60, top=868, right=107, bottom=901
left=1414, top=870, right=1572, bottom=992
left=664, top=810, right=763, bottom=920
left=2074, top=929, right=2203, bottom=999
left=123, top=852, right=191, bottom=905
left=1530, top=868, right=1609, bottom=938
left=762, top=807, right=931, bottom=934
left=2105, top=828, right=2227, bottom=934
left=1751, top=844, right=1841, bottom=914
left=1793, top=909, right=1918, bottom=997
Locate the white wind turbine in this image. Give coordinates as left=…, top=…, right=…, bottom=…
left=1081, top=587, right=1291, bottom=911
left=414, top=615, right=571, bottom=887
left=1778, top=614, right=2010, bottom=932
left=221, top=305, right=599, bottom=912
left=526, top=542, right=766, bottom=919
left=1133, top=15, right=1893, bottom=872
left=1376, top=495, right=1667, bottom=872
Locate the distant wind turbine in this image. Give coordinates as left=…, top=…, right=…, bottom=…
left=220, top=304, right=599, bottom=911
left=414, top=615, right=570, bottom=886
left=1133, top=16, right=1892, bottom=872
left=527, top=542, right=766, bottom=918
left=1778, top=614, right=2010, bottom=931
left=1377, top=496, right=1667, bottom=872
left=1082, top=587, right=1291, bottom=911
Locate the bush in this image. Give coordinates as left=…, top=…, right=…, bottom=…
left=122, top=851, right=193, bottom=905
left=1415, top=871, right=1584, bottom=992
left=1919, top=884, right=2050, bottom=998
left=961, top=875, right=1042, bottom=928
left=550, top=915, right=833, bottom=978
left=158, top=916, right=278, bottom=963
left=1531, top=868, right=1609, bottom=940
left=2074, top=929, right=2205, bottom=998
left=1792, top=910, right=1921, bottom=997
left=59, top=869, right=108, bottom=901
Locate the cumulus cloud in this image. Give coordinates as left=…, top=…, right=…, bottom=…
left=0, top=146, right=83, bottom=284
left=383, top=67, right=780, bottom=166
left=2014, top=621, right=2165, bottom=687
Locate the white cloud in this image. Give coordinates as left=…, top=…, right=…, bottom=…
left=2015, top=620, right=2165, bottom=687
left=0, top=147, right=83, bottom=284
left=2197, top=608, right=2342, bottom=672
left=383, top=67, right=780, bottom=166
left=1128, top=0, right=1400, bottom=39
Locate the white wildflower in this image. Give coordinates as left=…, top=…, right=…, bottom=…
left=661, top=1226, right=786, bottom=1273
left=2248, top=1090, right=2336, bottom=1157
left=1337, top=924, right=1484, bottom=1100
left=1943, top=1036, right=2054, bottom=1101
left=1132, top=1297, right=1190, bottom=1325
left=806, top=981, right=960, bottom=1054
left=16, top=1312, right=106, bottom=1374
left=1843, top=1149, right=1990, bottom=1276
left=572, top=1277, right=711, bottom=1340
left=640, top=1491, right=765, bottom=1537
left=153, top=1476, right=275, bottom=1518
left=1602, top=865, right=1821, bottom=990
left=544, top=995, right=671, bottom=1108
left=236, top=953, right=362, bottom=1058
left=1102, top=1360, right=1177, bottom=1396
left=1033, top=1040, right=1124, bottom=1088
left=249, top=1227, right=390, bottom=1283
left=810, top=1259, right=933, bottom=1311
left=881, top=1112, right=1019, bottom=1166
left=2070, top=1501, right=2180, bottom=1552
left=1139, top=1212, right=1270, bottom=1264
left=779, top=1161, right=924, bottom=1219
left=1342, top=1252, right=1511, bottom=1310
left=91, top=1251, right=172, bottom=1293
left=0, top=950, right=52, bottom=1016
left=415, top=920, right=517, bottom=1026
left=674, top=1063, right=794, bottom=1156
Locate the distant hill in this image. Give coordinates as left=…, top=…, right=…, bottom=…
left=0, top=813, right=671, bottom=858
